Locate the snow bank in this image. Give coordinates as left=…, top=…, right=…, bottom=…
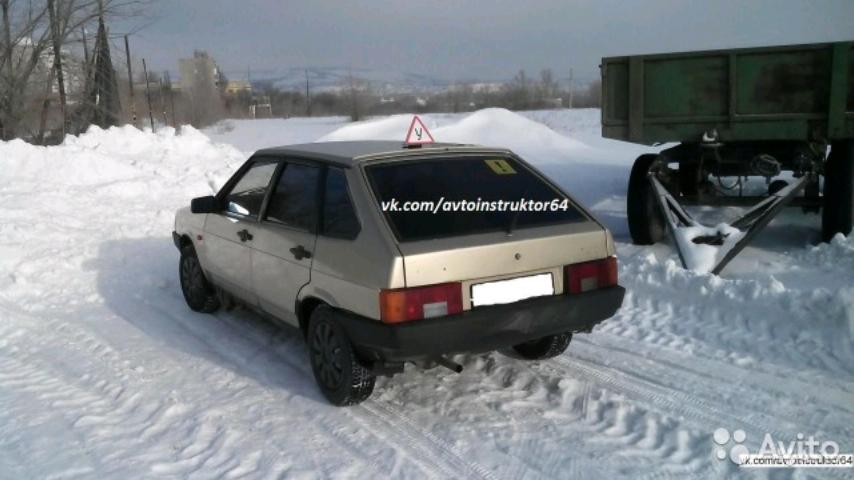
left=320, top=108, right=591, bottom=161
left=2, top=136, right=138, bottom=186
left=206, top=117, right=349, bottom=154
left=2, top=125, right=244, bottom=193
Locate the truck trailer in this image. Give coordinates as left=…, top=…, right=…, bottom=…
left=602, top=41, right=854, bottom=272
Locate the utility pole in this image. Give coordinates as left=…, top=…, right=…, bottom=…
left=568, top=68, right=574, bottom=109
left=305, top=68, right=312, bottom=117
left=142, top=58, right=155, bottom=131
left=165, top=71, right=176, bottom=127
left=81, top=26, right=90, bottom=96
left=158, top=78, right=168, bottom=126
left=124, top=35, right=137, bottom=126
left=47, top=0, right=67, bottom=136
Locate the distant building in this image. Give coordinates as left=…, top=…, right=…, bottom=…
left=177, top=50, right=225, bottom=126
left=469, top=82, right=503, bottom=94
left=543, top=97, right=563, bottom=109
left=178, top=51, right=222, bottom=91
left=12, top=39, right=86, bottom=98
left=224, top=80, right=252, bottom=95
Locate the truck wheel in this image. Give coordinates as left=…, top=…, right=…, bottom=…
left=679, top=162, right=700, bottom=196
left=821, top=141, right=854, bottom=242
left=307, top=306, right=375, bottom=406
left=512, top=333, right=572, bottom=360
left=179, top=245, right=221, bottom=313
left=627, top=154, right=666, bottom=245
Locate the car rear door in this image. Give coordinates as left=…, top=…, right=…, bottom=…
left=251, top=159, right=322, bottom=326
left=202, top=157, right=279, bottom=304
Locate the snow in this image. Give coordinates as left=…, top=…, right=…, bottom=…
left=670, top=223, right=745, bottom=273
left=1, top=109, right=853, bottom=479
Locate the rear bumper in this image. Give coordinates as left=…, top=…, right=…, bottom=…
left=337, top=286, right=625, bottom=362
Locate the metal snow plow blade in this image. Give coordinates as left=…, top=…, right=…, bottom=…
left=649, top=174, right=812, bottom=275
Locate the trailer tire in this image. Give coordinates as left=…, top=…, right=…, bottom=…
left=821, top=141, right=854, bottom=242
left=628, top=154, right=666, bottom=245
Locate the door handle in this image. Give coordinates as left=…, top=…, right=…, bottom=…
left=289, top=245, right=312, bottom=260
left=236, top=229, right=253, bottom=242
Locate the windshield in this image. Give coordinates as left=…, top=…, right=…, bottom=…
left=366, top=156, right=587, bottom=242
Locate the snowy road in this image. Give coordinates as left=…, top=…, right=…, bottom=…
left=1, top=110, right=852, bottom=479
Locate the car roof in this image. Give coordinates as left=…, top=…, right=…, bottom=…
left=253, top=140, right=512, bottom=167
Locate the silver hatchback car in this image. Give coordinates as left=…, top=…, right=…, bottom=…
left=173, top=141, right=624, bottom=405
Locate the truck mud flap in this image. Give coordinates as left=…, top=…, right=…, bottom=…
left=649, top=174, right=812, bottom=275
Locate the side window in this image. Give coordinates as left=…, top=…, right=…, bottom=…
left=322, top=168, right=360, bottom=239
left=223, top=159, right=278, bottom=218
left=265, top=162, right=321, bottom=230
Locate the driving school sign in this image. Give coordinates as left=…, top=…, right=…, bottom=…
left=405, top=116, right=435, bottom=145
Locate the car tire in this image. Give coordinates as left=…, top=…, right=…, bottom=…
left=307, top=306, right=375, bottom=406
left=179, top=244, right=221, bottom=313
left=512, top=333, right=572, bottom=360
left=821, top=141, right=854, bottom=242
left=627, top=154, right=666, bottom=245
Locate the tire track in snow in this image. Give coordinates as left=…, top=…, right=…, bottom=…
left=0, top=303, right=373, bottom=478
left=145, top=299, right=494, bottom=479
left=532, top=335, right=854, bottom=465
left=580, top=331, right=854, bottom=414
left=360, top=399, right=498, bottom=480
left=454, top=353, right=710, bottom=480
left=615, top=264, right=854, bottom=381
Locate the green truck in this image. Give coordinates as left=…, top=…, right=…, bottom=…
left=601, top=41, right=854, bottom=255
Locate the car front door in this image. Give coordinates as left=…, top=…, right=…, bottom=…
left=202, top=157, right=279, bottom=304
left=252, top=160, right=322, bottom=326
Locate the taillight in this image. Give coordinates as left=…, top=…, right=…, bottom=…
left=565, top=257, right=617, bottom=294
left=379, top=282, right=463, bottom=324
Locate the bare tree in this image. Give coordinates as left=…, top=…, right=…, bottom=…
left=0, top=0, right=148, bottom=140
left=503, top=69, right=531, bottom=110
left=346, top=67, right=370, bottom=122
left=538, top=69, right=557, bottom=102
left=448, top=82, right=473, bottom=113
left=572, top=79, right=601, bottom=108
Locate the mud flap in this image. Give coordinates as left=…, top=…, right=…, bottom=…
left=649, top=174, right=812, bottom=275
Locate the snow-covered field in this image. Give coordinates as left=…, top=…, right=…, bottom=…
left=1, top=109, right=852, bottom=479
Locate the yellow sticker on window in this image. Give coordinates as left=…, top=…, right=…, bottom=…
left=484, top=159, right=517, bottom=175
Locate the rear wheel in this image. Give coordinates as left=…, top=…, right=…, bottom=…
left=179, top=244, right=220, bottom=313
left=627, top=154, right=666, bottom=245
left=307, top=306, right=375, bottom=406
left=821, top=141, right=854, bottom=242
left=512, top=333, right=572, bottom=360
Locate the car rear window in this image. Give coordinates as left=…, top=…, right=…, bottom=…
left=366, top=156, right=586, bottom=242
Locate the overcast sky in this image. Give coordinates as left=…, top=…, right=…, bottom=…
left=122, top=0, right=854, bottom=83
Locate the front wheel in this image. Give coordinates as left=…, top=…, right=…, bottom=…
left=179, top=244, right=220, bottom=313
left=308, top=306, right=375, bottom=406
left=512, top=333, right=572, bottom=360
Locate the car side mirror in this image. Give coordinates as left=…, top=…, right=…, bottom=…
left=191, top=195, right=219, bottom=214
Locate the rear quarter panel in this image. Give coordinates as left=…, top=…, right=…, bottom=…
left=299, top=167, right=406, bottom=321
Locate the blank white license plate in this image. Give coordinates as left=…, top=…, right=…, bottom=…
left=471, top=273, right=554, bottom=307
